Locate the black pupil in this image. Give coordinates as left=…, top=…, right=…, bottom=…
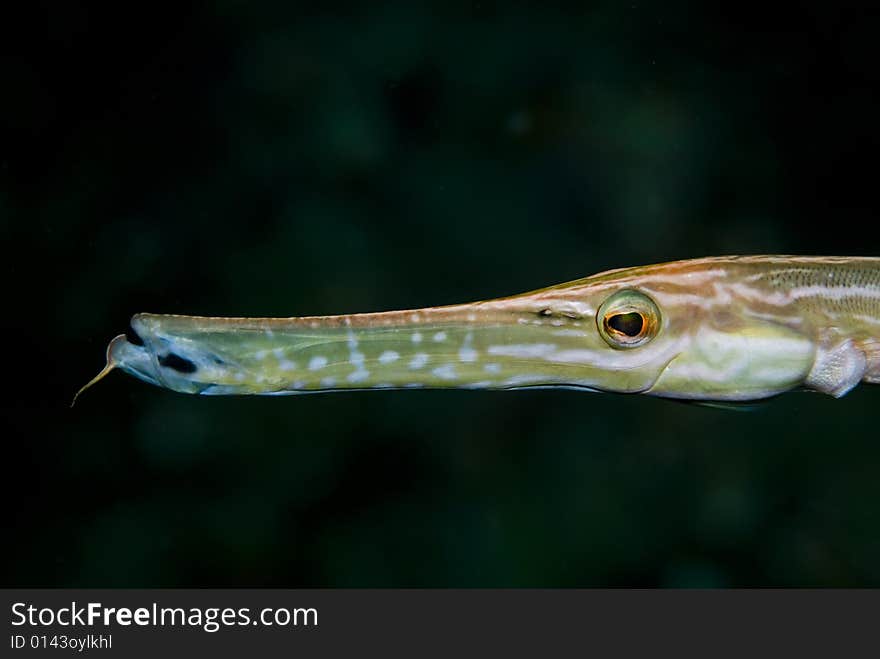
left=607, top=312, right=644, bottom=337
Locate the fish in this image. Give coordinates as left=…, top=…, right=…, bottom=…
left=72, top=255, right=880, bottom=406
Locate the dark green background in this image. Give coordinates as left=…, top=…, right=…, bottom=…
left=4, top=2, right=879, bottom=586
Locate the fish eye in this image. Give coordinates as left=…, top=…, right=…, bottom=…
left=597, top=289, right=661, bottom=349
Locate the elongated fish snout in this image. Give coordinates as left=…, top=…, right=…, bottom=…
left=75, top=256, right=880, bottom=404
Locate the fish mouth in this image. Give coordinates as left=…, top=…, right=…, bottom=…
left=108, top=334, right=164, bottom=388
left=117, top=323, right=223, bottom=394
left=124, top=321, right=146, bottom=347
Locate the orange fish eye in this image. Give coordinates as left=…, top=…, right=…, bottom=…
left=597, top=290, right=661, bottom=349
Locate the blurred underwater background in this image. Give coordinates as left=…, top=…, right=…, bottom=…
left=3, top=2, right=880, bottom=586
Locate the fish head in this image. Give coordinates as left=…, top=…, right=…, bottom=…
left=524, top=263, right=816, bottom=400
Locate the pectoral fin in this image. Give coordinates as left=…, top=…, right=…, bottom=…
left=804, top=337, right=867, bottom=398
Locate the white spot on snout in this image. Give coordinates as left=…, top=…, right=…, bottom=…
left=412, top=332, right=423, bottom=344
left=432, top=364, right=457, bottom=380
left=459, top=347, right=478, bottom=363
left=488, top=343, right=557, bottom=358
left=348, top=369, right=370, bottom=383
left=553, top=329, right=588, bottom=337
left=484, top=363, right=501, bottom=374
left=279, top=359, right=296, bottom=371
left=503, top=374, right=549, bottom=386
left=378, top=350, right=400, bottom=364
left=409, top=353, right=429, bottom=369
left=433, top=331, right=447, bottom=342
left=458, top=332, right=477, bottom=362
left=309, top=356, right=328, bottom=371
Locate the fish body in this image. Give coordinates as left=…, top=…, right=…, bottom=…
left=75, top=256, right=880, bottom=404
